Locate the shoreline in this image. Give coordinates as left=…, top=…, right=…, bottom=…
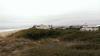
left=0, top=28, right=28, bottom=37
left=0, top=28, right=28, bottom=32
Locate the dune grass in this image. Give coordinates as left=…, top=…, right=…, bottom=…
left=0, top=28, right=100, bottom=56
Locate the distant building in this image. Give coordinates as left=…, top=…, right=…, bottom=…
left=33, top=24, right=52, bottom=29
left=69, top=25, right=82, bottom=29
left=80, top=25, right=99, bottom=31
left=52, top=26, right=69, bottom=29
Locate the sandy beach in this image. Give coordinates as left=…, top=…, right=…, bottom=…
left=0, top=28, right=28, bottom=37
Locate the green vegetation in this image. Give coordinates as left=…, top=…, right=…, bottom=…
left=12, top=28, right=62, bottom=40
left=1, top=28, right=100, bottom=56
left=12, top=28, right=100, bottom=43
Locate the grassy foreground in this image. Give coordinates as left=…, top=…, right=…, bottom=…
left=0, top=28, right=100, bottom=56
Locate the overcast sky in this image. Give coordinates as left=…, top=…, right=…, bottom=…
left=0, top=0, right=100, bottom=27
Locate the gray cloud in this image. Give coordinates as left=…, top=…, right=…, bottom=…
left=42, top=11, right=100, bottom=25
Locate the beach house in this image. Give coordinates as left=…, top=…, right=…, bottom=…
left=33, top=24, right=52, bottom=29
left=80, top=25, right=99, bottom=31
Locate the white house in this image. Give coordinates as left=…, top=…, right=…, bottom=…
left=80, top=25, right=99, bottom=31
left=33, top=24, right=52, bottom=29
